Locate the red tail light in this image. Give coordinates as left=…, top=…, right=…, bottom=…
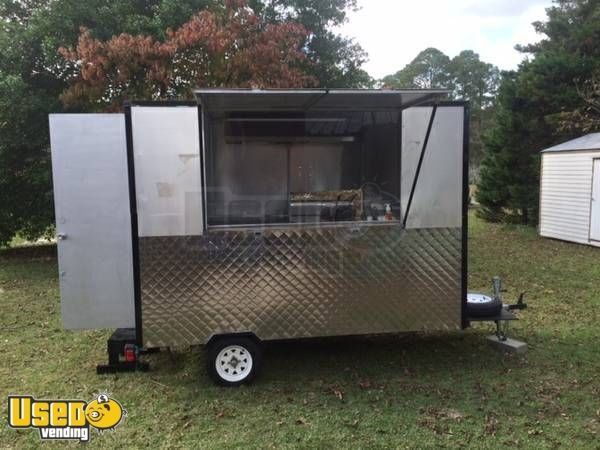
left=124, top=344, right=136, bottom=362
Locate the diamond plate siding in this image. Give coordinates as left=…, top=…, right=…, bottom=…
left=138, top=225, right=462, bottom=347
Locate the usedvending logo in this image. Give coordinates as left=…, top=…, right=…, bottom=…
left=7, top=393, right=126, bottom=442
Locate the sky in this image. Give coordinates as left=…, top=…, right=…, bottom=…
left=339, top=0, right=554, bottom=79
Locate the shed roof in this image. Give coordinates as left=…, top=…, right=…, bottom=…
left=541, top=132, right=600, bottom=153
left=193, top=88, right=450, bottom=112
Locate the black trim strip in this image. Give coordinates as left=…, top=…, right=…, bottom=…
left=398, top=106, right=403, bottom=219
left=124, top=102, right=143, bottom=346
left=399, top=93, right=444, bottom=111
left=197, top=105, right=208, bottom=231
left=128, top=100, right=198, bottom=107
left=461, top=103, right=470, bottom=329
left=416, top=100, right=467, bottom=107
left=302, top=89, right=329, bottom=111
left=402, top=105, right=438, bottom=227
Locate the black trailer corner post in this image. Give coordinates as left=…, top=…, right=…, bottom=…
left=124, top=102, right=144, bottom=347
left=461, top=102, right=470, bottom=329
left=197, top=104, right=209, bottom=231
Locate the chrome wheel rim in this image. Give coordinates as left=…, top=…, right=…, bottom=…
left=467, top=293, right=493, bottom=304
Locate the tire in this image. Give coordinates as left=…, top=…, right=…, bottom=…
left=206, top=336, right=262, bottom=387
left=466, top=293, right=503, bottom=318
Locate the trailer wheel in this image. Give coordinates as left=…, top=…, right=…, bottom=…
left=206, top=336, right=262, bottom=386
left=466, top=293, right=502, bottom=317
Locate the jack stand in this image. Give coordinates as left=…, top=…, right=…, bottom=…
left=486, top=311, right=527, bottom=354
left=468, top=307, right=528, bottom=354
left=495, top=318, right=508, bottom=341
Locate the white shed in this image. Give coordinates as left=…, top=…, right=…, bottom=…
left=540, top=133, right=600, bottom=247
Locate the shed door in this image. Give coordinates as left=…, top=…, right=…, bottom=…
left=49, top=114, right=135, bottom=329
left=591, top=158, right=600, bottom=241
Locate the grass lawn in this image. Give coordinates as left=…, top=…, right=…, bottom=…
left=1, top=213, right=599, bottom=448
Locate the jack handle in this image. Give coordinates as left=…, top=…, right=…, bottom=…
left=507, top=292, right=527, bottom=310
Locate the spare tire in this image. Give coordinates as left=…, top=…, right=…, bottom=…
left=466, top=293, right=502, bottom=318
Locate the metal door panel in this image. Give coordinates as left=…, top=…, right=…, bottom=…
left=401, top=107, right=433, bottom=214
left=130, top=106, right=203, bottom=237
left=402, top=106, right=464, bottom=228
left=49, top=114, right=135, bottom=329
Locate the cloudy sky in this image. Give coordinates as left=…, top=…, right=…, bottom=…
left=340, top=0, right=554, bottom=79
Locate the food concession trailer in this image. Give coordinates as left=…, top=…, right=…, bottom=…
left=49, top=89, right=524, bottom=386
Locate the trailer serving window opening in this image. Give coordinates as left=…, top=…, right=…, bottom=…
left=204, top=110, right=401, bottom=227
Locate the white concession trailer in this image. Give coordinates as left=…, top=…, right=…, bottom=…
left=49, top=89, right=524, bottom=385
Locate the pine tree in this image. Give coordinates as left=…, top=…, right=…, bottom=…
left=477, top=73, right=539, bottom=224
left=478, top=0, right=600, bottom=225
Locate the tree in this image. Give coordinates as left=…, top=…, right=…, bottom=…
left=476, top=73, right=539, bottom=224
left=559, top=74, right=600, bottom=133
left=449, top=50, right=499, bottom=111
left=59, top=3, right=316, bottom=110
left=249, top=0, right=371, bottom=87
left=0, top=0, right=367, bottom=245
left=381, top=48, right=451, bottom=89
left=478, top=0, right=600, bottom=226
left=0, top=71, right=58, bottom=243
left=516, top=0, right=600, bottom=124
left=448, top=50, right=500, bottom=167
left=0, top=0, right=216, bottom=245
left=382, top=48, right=500, bottom=167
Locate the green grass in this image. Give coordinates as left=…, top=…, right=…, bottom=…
left=2, top=233, right=54, bottom=249
left=1, top=214, right=599, bottom=448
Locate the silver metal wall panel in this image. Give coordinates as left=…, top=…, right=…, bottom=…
left=402, top=106, right=464, bottom=229
left=139, top=225, right=461, bottom=347
left=49, top=114, right=135, bottom=329
left=209, top=140, right=289, bottom=222
left=131, top=106, right=203, bottom=237
left=401, top=107, right=433, bottom=214
left=289, top=143, right=346, bottom=193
